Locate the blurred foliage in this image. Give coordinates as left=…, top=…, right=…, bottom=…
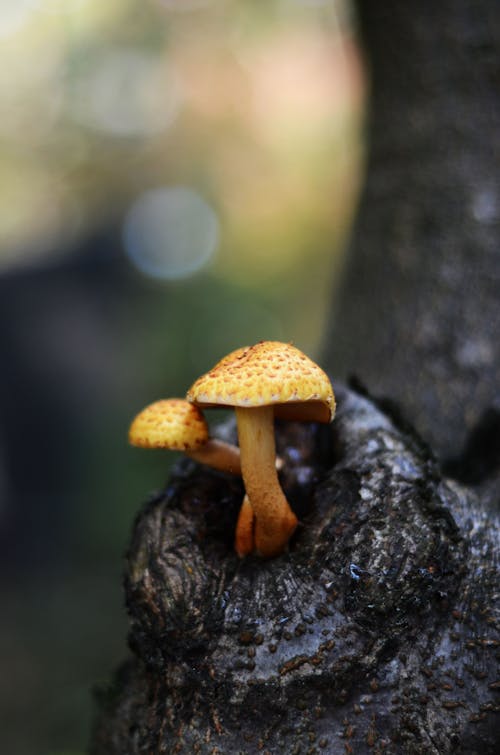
left=0, top=1, right=364, bottom=753
left=0, top=0, right=363, bottom=349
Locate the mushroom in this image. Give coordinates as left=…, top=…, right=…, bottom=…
left=234, top=494, right=254, bottom=558
left=187, top=341, right=335, bottom=557
left=128, top=398, right=241, bottom=475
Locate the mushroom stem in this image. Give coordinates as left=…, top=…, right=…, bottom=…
left=186, top=439, right=241, bottom=475
left=235, top=494, right=255, bottom=557
left=235, top=405, right=297, bottom=557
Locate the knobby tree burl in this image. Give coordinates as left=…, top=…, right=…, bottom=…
left=92, top=1, right=499, bottom=752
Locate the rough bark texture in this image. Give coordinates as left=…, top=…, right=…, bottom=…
left=92, top=388, right=499, bottom=753
left=91, top=1, right=500, bottom=752
left=327, top=0, right=500, bottom=462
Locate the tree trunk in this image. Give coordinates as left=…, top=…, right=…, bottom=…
left=91, top=2, right=500, bottom=752
left=327, top=0, right=500, bottom=463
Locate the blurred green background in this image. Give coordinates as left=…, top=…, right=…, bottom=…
left=0, top=1, right=364, bottom=752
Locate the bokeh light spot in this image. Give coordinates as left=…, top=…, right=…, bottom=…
left=71, top=49, right=182, bottom=138
left=123, top=187, right=219, bottom=280
left=157, top=0, right=213, bottom=11
left=0, top=0, right=37, bottom=38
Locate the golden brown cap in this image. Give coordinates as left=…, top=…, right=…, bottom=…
left=187, top=341, right=335, bottom=423
left=129, top=399, right=209, bottom=450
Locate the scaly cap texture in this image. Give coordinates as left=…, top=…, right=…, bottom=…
left=129, top=399, right=209, bottom=450
left=187, top=341, right=335, bottom=423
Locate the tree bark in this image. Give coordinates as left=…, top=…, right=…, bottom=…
left=92, top=396, right=499, bottom=753
left=91, top=1, right=500, bottom=752
left=327, top=0, right=500, bottom=463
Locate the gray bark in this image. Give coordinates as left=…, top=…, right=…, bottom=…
left=92, top=393, right=499, bottom=753
left=327, top=0, right=500, bottom=462
left=91, top=1, right=500, bottom=752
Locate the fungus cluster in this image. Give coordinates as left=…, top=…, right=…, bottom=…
left=129, top=341, right=335, bottom=558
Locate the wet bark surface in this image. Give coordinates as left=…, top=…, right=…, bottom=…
left=92, top=385, right=499, bottom=753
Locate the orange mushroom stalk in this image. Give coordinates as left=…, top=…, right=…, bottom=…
left=128, top=399, right=241, bottom=475
left=234, top=494, right=254, bottom=558
left=187, top=341, right=335, bottom=558
left=236, top=404, right=298, bottom=556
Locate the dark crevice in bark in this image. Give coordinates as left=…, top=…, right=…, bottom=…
left=443, top=408, right=500, bottom=486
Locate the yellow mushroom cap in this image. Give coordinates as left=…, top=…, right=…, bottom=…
left=129, top=399, right=209, bottom=450
left=187, top=341, right=335, bottom=423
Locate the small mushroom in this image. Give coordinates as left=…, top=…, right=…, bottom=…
left=187, top=341, right=335, bottom=557
left=128, top=398, right=241, bottom=474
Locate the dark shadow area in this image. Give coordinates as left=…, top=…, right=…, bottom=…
left=443, top=408, right=500, bottom=487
